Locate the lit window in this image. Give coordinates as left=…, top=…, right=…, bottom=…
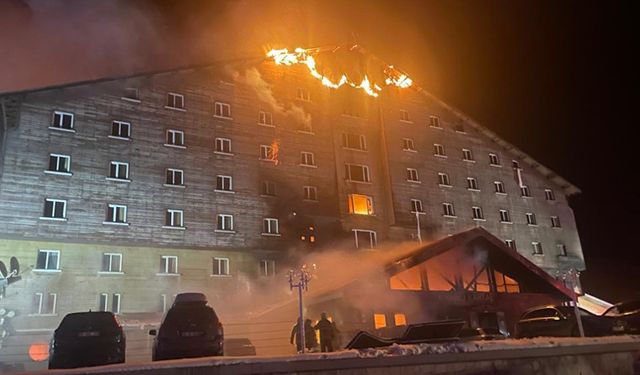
left=108, top=161, right=129, bottom=180
left=520, top=185, right=531, bottom=197
left=499, top=209, right=511, bottom=223
left=342, top=133, right=367, bottom=151
left=551, top=216, right=562, bottom=228
left=42, top=199, right=66, bottom=220
left=472, top=206, right=484, bottom=220
left=263, top=218, right=280, bottom=235
left=33, top=292, right=57, bottom=315
left=394, top=313, right=407, bottom=326
left=494, top=271, right=520, bottom=293
left=402, top=138, right=415, bottom=151
left=557, top=243, right=568, bottom=256
left=47, top=154, right=71, bottom=174
left=212, top=257, right=230, bottom=276
left=489, top=153, right=500, bottom=166
left=258, top=111, right=273, bottom=126
left=505, top=239, right=516, bottom=250
left=532, top=242, right=543, bottom=255
left=106, top=204, right=127, bottom=224
left=260, top=144, right=276, bottom=161
left=165, top=168, right=184, bottom=186
left=494, top=181, right=506, bottom=194
left=526, top=212, right=537, bottom=225
left=462, top=148, right=474, bottom=161
left=354, top=229, right=377, bottom=249
left=51, top=111, right=74, bottom=130
left=410, top=199, right=424, bottom=213
left=467, top=177, right=479, bottom=190
left=262, top=180, right=276, bottom=196
left=429, top=115, right=441, bottom=128
left=214, top=102, right=232, bottom=118
left=348, top=194, right=374, bottom=215
left=160, top=255, right=178, bottom=274
left=35, top=250, right=60, bottom=271
left=400, top=110, right=410, bottom=122
left=545, top=189, right=556, bottom=201
left=166, top=92, right=184, bottom=109
left=111, top=121, right=131, bottom=139
left=215, top=137, right=232, bottom=154
left=216, top=175, right=233, bottom=192
left=101, top=253, right=122, bottom=273
left=260, top=260, right=276, bottom=277
left=406, top=168, right=420, bottom=182
left=165, top=209, right=184, bottom=228
left=434, top=144, right=446, bottom=157
left=345, top=164, right=371, bottom=183
left=442, top=202, right=455, bottom=217
left=303, top=186, right=317, bottom=201
left=438, top=172, right=450, bottom=186
left=300, top=151, right=316, bottom=166
left=217, top=214, right=234, bottom=231
left=373, top=313, right=387, bottom=329
left=165, top=129, right=185, bottom=147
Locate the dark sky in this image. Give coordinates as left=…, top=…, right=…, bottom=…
left=1, top=0, right=637, bottom=301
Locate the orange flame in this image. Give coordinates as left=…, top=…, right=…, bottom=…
left=266, top=47, right=413, bottom=97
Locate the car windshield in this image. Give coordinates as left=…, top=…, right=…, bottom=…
left=57, top=312, right=118, bottom=336
left=160, top=302, right=218, bottom=337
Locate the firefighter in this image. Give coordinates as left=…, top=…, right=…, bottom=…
left=314, top=312, right=337, bottom=352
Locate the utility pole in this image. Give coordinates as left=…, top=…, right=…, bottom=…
left=288, top=265, right=313, bottom=353
left=559, top=268, right=584, bottom=337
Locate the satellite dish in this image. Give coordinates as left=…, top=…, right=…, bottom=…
left=0, top=261, right=7, bottom=278
left=10, top=257, right=19, bottom=275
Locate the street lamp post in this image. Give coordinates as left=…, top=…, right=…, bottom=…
left=558, top=268, right=584, bottom=337
left=415, top=211, right=424, bottom=244
left=288, top=265, right=313, bottom=353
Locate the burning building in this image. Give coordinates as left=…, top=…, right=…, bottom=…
left=0, top=45, right=584, bottom=367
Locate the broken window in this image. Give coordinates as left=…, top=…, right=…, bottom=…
left=348, top=194, right=374, bottom=215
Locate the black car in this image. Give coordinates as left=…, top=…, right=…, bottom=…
left=49, top=311, right=125, bottom=369
left=150, top=292, right=223, bottom=361
left=602, top=299, right=640, bottom=334
left=515, top=305, right=612, bottom=338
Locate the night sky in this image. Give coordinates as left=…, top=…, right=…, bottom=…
left=1, top=0, right=637, bottom=301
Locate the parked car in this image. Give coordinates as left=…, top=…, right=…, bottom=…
left=49, top=311, right=125, bottom=369
left=602, top=299, right=640, bottom=334
left=515, top=305, right=613, bottom=338
left=150, top=292, right=223, bottom=361
left=458, top=327, right=508, bottom=341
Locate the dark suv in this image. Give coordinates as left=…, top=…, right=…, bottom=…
left=150, top=293, right=223, bottom=361
left=49, top=311, right=126, bottom=369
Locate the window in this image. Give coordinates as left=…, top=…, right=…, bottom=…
left=472, top=206, right=484, bottom=220
left=122, top=88, right=139, bottom=101
left=462, top=148, right=474, bottom=161
left=532, top=242, right=543, bottom=255
left=434, top=144, right=446, bottom=157
left=489, top=153, right=500, bottom=166
left=51, top=111, right=74, bottom=130
left=557, top=243, right=568, bottom=257
left=166, top=92, right=184, bottom=109
left=261, top=180, right=276, bottom=196
left=297, top=87, right=311, bottom=101
left=258, top=111, right=273, bottom=126
left=494, top=181, right=506, bottom=194
left=551, top=216, right=562, bottom=228
left=99, top=293, right=121, bottom=314
left=260, top=260, right=276, bottom=277
left=520, top=185, right=531, bottom=197
left=467, top=177, right=479, bottom=190
left=402, top=138, right=415, bottom=151
left=166, top=129, right=185, bottom=147
left=212, top=257, right=230, bottom=276
left=354, top=229, right=377, bottom=249
left=303, top=186, right=317, bottom=201
left=101, top=253, right=123, bottom=273
left=400, top=110, right=410, bottom=122
left=32, top=293, right=57, bottom=315
left=47, top=154, right=71, bottom=174
left=106, top=204, right=127, bottom=224
left=298, top=121, right=313, bottom=133
left=348, top=194, right=374, bottom=215
left=454, top=123, right=465, bottom=133
left=165, top=168, right=184, bottom=186
left=300, top=151, right=316, bottom=166
left=216, top=175, right=233, bottom=192
left=111, top=121, right=131, bottom=139
left=505, top=239, right=516, bottom=250
left=160, top=255, right=178, bottom=274
left=342, top=133, right=367, bottom=151
left=260, top=144, right=276, bottom=161
left=42, top=199, right=66, bottom=219
left=429, top=115, right=441, bottom=128
left=263, top=218, right=279, bottom=235
left=165, top=209, right=184, bottom=228
left=108, top=161, right=129, bottom=180
left=214, top=101, right=232, bottom=118
left=216, top=214, right=234, bottom=231
left=499, top=210, right=511, bottom=223
left=406, top=168, right=420, bottom=182
left=345, top=164, right=371, bottom=183
left=215, top=137, right=232, bottom=154
left=373, top=313, right=387, bottom=329
left=437, top=172, right=450, bottom=186
left=35, top=250, right=60, bottom=271
left=410, top=199, right=424, bottom=213
left=526, top=212, right=537, bottom=225
left=545, top=189, right=556, bottom=201
left=494, top=271, right=520, bottom=293
left=443, top=202, right=455, bottom=217
left=394, top=313, right=407, bottom=327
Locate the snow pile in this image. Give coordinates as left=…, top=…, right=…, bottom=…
left=358, top=342, right=468, bottom=358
